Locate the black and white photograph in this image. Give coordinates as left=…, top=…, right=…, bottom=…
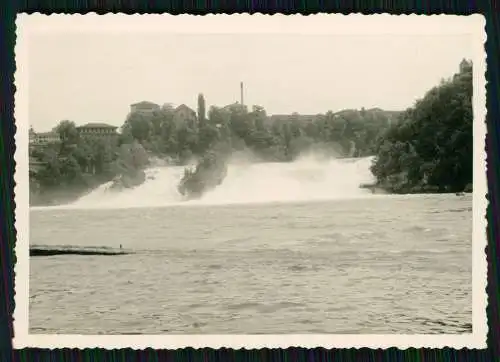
left=14, top=14, right=487, bottom=349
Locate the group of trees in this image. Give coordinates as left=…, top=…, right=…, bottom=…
left=111, top=97, right=400, bottom=199
left=31, top=122, right=110, bottom=191
left=120, top=97, right=397, bottom=164
left=370, top=59, right=473, bottom=194
left=29, top=121, right=149, bottom=204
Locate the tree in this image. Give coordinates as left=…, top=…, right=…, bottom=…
left=197, top=93, right=206, bottom=124
left=122, top=112, right=152, bottom=142
left=197, top=123, right=221, bottom=154
left=54, top=120, right=79, bottom=146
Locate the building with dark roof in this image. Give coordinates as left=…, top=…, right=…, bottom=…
left=268, top=114, right=320, bottom=125
left=173, top=104, right=197, bottom=128
left=76, top=123, right=118, bottom=139
left=130, top=101, right=160, bottom=114
left=29, top=129, right=61, bottom=147
left=222, top=102, right=248, bottom=113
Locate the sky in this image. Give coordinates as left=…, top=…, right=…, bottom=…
left=28, top=26, right=475, bottom=131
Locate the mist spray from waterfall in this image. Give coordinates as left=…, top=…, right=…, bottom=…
left=50, top=155, right=376, bottom=210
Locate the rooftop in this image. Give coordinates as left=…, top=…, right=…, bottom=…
left=223, top=102, right=246, bottom=109
left=35, top=131, right=59, bottom=137
left=77, top=123, right=118, bottom=129
left=175, top=104, right=195, bottom=113
left=269, top=114, right=320, bottom=122
left=131, top=101, right=160, bottom=109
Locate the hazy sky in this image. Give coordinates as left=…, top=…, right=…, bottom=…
left=29, top=32, right=474, bottom=131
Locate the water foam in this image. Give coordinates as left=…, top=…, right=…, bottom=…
left=39, top=156, right=376, bottom=210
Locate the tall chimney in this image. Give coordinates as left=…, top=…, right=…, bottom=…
left=240, top=81, right=244, bottom=106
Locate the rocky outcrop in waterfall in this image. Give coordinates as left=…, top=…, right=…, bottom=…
left=110, top=141, right=149, bottom=191
left=177, top=150, right=228, bottom=200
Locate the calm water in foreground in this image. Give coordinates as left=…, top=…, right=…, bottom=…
left=30, top=194, right=472, bottom=334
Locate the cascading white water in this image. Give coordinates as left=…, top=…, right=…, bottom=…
left=60, top=156, right=376, bottom=210
left=71, top=167, right=187, bottom=209
left=199, top=156, right=376, bottom=205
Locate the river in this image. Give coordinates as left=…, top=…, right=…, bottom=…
left=29, top=158, right=472, bottom=334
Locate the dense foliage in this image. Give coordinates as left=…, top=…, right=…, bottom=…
left=121, top=104, right=397, bottom=162
left=370, top=59, right=473, bottom=194
left=29, top=121, right=149, bottom=205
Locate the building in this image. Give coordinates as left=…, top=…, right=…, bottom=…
left=222, top=102, right=248, bottom=114
left=459, top=58, right=472, bottom=72
left=29, top=130, right=61, bottom=147
left=28, top=128, right=60, bottom=174
left=29, top=127, right=36, bottom=144
left=173, top=104, right=197, bottom=128
left=130, top=101, right=160, bottom=114
left=268, top=114, right=319, bottom=125
left=76, top=123, right=118, bottom=139
left=161, top=103, right=175, bottom=112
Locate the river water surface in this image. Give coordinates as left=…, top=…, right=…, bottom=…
left=29, top=193, right=472, bottom=334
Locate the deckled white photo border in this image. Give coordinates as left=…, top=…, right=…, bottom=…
left=13, top=13, right=488, bottom=349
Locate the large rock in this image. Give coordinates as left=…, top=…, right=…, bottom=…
left=110, top=169, right=146, bottom=191
left=109, top=141, right=149, bottom=191
left=178, top=151, right=228, bottom=199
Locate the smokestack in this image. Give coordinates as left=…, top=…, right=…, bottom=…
left=240, top=81, right=244, bottom=106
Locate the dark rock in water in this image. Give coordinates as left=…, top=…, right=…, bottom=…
left=359, top=182, right=388, bottom=194
left=30, top=245, right=131, bottom=256
left=109, top=141, right=149, bottom=191
left=109, top=169, right=146, bottom=191
left=178, top=151, right=228, bottom=200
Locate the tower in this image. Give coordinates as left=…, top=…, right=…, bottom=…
left=240, top=81, right=244, bottom=106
